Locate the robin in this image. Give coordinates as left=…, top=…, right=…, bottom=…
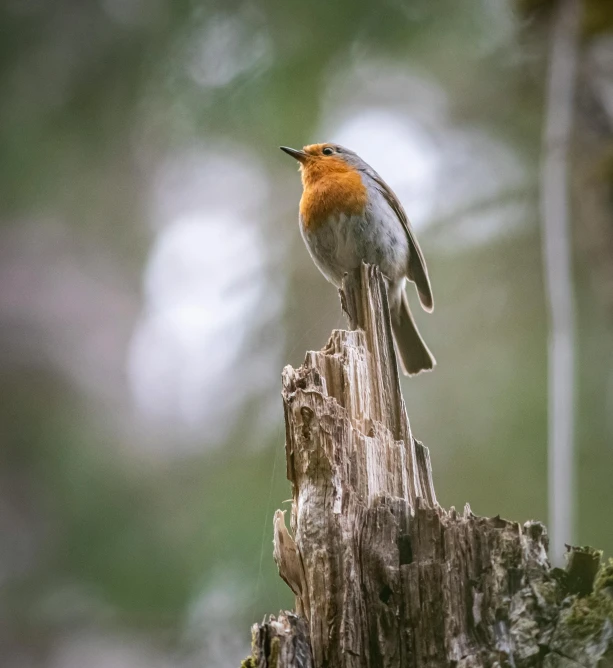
left=280, top=142, right=435, bottom=375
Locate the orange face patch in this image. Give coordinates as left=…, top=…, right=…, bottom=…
left=298, top=147, right=367, bottom=230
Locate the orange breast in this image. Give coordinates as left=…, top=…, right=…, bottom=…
left=299, top=158, right=368, bottom=231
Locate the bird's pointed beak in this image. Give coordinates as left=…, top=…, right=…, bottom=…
left=280, top=146, right=308, bottom=163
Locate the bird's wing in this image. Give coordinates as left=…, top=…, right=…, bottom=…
left=365, top=170, right=434, bottom=312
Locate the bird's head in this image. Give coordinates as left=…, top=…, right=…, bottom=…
left=280, top=143, right=365, bottom=185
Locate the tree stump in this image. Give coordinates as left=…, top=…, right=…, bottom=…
left=242, top=264, right=613, bottom=668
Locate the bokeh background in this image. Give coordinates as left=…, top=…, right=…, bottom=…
left=1, top=1, right=613, bottom=666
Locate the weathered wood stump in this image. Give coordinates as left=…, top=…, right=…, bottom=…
left=242, top=264, right=613, bottom=668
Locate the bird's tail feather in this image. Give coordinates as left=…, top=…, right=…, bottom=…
left=391, top=292, right=436, bottom=376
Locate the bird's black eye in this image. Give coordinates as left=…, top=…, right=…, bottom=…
left=322, top=147, right=334, bottom=155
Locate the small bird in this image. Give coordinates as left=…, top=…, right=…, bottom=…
left=281, top=142, right=435, bottom=375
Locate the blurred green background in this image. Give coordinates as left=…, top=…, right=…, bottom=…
left=1, top=0, right=612, bottom=666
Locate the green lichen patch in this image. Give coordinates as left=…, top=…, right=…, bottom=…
left=269, top=636, right=280, bottom=668
left=564, top=559, right=613, bottom=639
left=239, top=624, right=261, bottom=668
left=594, top=559, right=613, bottom=594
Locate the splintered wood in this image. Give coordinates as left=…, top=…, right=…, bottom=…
left=244, top=264, right=612, bottom=668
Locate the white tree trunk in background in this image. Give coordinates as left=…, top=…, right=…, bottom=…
left=540, top=0, right=581, bottom=566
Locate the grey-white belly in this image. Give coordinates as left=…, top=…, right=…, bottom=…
left=300, top=204, right=409, bottom=288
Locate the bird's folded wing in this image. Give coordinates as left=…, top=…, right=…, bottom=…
left=366, top=171, right=434, bottom=312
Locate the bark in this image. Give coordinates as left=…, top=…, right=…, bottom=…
left=242, top=264, right=613, bottom=668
